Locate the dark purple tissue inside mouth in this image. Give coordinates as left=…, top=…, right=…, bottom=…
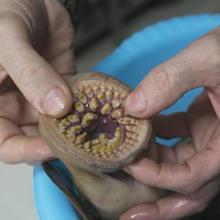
left=84, top=115, right=119, bottom=140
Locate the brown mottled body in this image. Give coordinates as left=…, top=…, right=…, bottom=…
left=39, top=72, right=159, bottom=220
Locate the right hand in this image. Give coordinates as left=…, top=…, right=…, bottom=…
left=0, top=0, right=75, bottom=164
left=121, top=26, right=220, bottom=219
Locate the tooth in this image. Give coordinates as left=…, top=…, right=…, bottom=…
left=75, top=102, right=85, bottom=112
left=83, top=141, right=91, bottom=149
left=126, top=132, right=137, bottom=139
left=85, top=87, right=93, bottom=98
left=112, top=109, right=124, bottom=119
left=91, top=139, right=100, bottom=146
left=114, top=90, right=120, bottom=99
left=69, top=125, right=81, bottom=134
left=114, top=127, right=122, bottom=137
left=75, top=132, right=87, bottom=144
left=93, top=85, right=99, bottom=92
left=120, top=93, right=127, bottom=99
left=58, top=118, right=69, bottom=127
left=125, top=125, right=137, bottom=132
left=100, top=103, right=112, bottom=115
left=67, top=114, right=80, bottom=123
left=74, top=91, right=87, bottom=104
left=106, top=90, right=113, bottom=99
left=82, top=112, right=97, bottom=127
left=118, top=117, right=137, bottom=125
left=112, top=99, right=121, bottom=109
left=89, top=98, right=99, bottom=112
left=125, top=138, right=136, bottom=145
left=65, top=130, right=76, bottom=141
left=97, top=92, right=106, bottom=102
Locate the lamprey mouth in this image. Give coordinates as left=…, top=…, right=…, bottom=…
left=39, top=72, right=152, bottom=172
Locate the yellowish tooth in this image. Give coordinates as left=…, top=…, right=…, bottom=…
left=75, top=132, right=87, bottom=144
left=84, top=148, right=91, bottom=153
left=69, top=125, right=81, bottom=134
left=125, top=125, right=137, bottom=132
left=79, top=93, right=87, bottom=104
left=83, top=141, right=91, bottom=149
left=67, top=114, right=80, bottom=123
left=85, top=87, right=93, bottom=98
left=105, top=90, right=113, bottom=99
left=74, top=91, right=87, bottom=104
left=81, top=112, right=97, bottom=127
left=118, top=116, right=137, bottom=125
left=112, top=109, right=124, bottom=119
left=126, top=131, right=137, bottom=139
left=65, top=130, right=76, bottom=141
left=97, top=92, right=106, bottom=102
left=91, top=139, right=100, bottom=146
left=112, top=99, right=121, bottom=109
left=100, top=103, right=112, bottom=115
left=93, top=85, right=99, bottom=93
left=75, top=102, right=85, bottom=112
left=114, top=127, right=122, bottom=137
left=89, top=98, right=99, bottom=112
left=125, top=138, right=136, bottom=145
left=120, top=93, right=127, bottom=99
left=114, top=90, right=120, bottom=99
left=58, top=118, right=69, bottom=127
left=100, top=84, right=106, bottom=92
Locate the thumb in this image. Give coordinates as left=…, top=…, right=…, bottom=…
left=126, top=28, right=220, bottom=118
left=0, top=23, right=72, bottom=117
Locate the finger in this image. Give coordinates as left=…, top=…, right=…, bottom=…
left=120, top=177, right=220, bottom=220
left=0, top=91, right=38, bottom=125
left=20, top=124, right=39, bottom=137
left=157, top=142, right=195, bottom=165
left=0, top=118, right=53, bottom=164
left=153, top=112, right=189, bottom=138
left=126, top=27, right=220, bottom=117
left=128, top=123, right=220, bottom=194
left=0, top=19, right=72, bottom=117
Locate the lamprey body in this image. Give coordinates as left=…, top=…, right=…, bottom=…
left=39, top=72, right=159, bottom=220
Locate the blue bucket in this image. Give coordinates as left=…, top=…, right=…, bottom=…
left=33, top=14, right=220, bottom=220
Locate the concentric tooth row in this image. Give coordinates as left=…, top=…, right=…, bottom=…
left=118, top=116, right=138, bottom=125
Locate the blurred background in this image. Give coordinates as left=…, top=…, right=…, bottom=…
left=1, top=0, right=220, bottom=220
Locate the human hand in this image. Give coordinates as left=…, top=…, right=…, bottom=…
left=0, top=0, right=75, bottom=164
left=120, top=27, right=220, bottom=219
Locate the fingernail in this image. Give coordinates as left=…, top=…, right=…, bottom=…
left=42, top=88, right=66, bottom=115
left=126, top=90, right=147, bottom=114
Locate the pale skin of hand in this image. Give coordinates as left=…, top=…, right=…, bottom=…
left=120, top=28, right=220, bottom=219
left=0, top=0, right=75, bottom=164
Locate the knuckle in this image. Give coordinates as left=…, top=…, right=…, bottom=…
left=17, top=64, right=44, bottom=89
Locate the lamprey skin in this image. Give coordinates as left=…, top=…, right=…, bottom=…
left=39, top=72, right=152, bottom=172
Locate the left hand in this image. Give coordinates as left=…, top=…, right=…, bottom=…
left=120, top=92, right=220, bottom=219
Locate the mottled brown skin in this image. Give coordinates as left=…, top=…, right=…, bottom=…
left=39, top=72, right=159, bottom=219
